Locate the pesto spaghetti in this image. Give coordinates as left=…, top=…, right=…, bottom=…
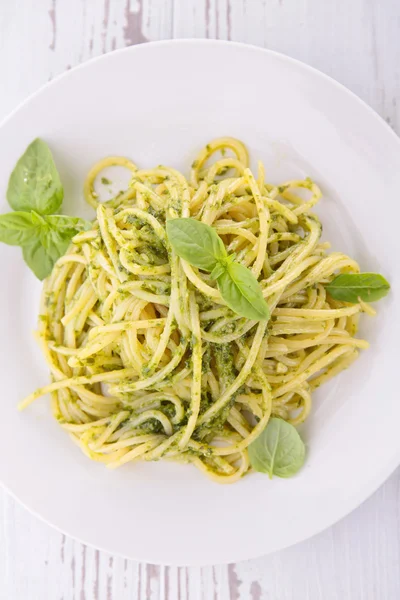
left=17, top=137, right=382, bottom=482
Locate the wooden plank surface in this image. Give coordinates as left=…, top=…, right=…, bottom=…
left=0, top=1, right=399, bottom=598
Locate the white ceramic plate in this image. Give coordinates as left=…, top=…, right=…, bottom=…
left=0, top=40, right=399, bottom=566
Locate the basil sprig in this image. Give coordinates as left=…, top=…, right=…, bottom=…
left=166, top=218, right=270, bottom=321
left=0, top=139, right=90, bottom=280
left=326, top=273, right=390, bottom=303
left=248, top=417, right=306, bottom=478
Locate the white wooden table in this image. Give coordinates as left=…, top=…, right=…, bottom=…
left=1, top=1, right=399, bottom=598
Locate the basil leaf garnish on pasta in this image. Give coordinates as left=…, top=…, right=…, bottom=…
left=22, top=238, right=59, bottom=281
left=7, top=138, right=64, bottom=214
left=0, top=139, right=90, bottom=279
left=166, top=217, right=227, bottom=271
left=217, top=261, right=270, bottom=321
left=326, top=273, right=390, bottom=303
left=248, top=418, right=306, bottom=478
left=20, top=212, right=90, bottom=279
left=166, top=217, right=270, bottom=321
left=0, top=211, right=42, bottom=246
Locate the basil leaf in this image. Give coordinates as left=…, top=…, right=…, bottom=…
left=210, top=262, right=227, bottom=280
left=34, top=215, right=90, bottom=276
left=7, top=138, right=64, bottom=214
left=248, top=418, right=306, bottom=478
left=217, top=261, right=270, bottom=320
left=0, top=211, right=39, bottom=246
left=31, top=211, right=47, bottom=226
left=166, top=218, right=227, bottom=271
left=45, top=215, right=92, bottom=232
left=23, top=227, right=78, bottom=280
left=15, top=213, right=90, bottom=280
left=326, top=272, right=390, bottom=303
left=22, top=240, right=56, bottom=280
left=165, top=217, right=270, bottom=321
left=39, top=226, right=73, bottom=258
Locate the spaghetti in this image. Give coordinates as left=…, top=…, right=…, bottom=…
left=19, top=137, right=372, bottom=483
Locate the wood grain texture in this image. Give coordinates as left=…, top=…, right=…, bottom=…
left=0, top=1, right=399, bottom=598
